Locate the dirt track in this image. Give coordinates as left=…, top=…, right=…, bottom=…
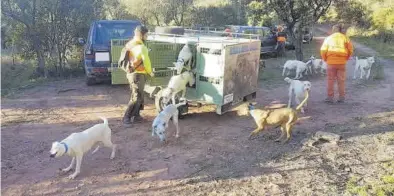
left=2, top=33, right=394, bottom=195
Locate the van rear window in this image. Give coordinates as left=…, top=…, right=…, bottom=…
left=94, top=23, right=138, bottom=45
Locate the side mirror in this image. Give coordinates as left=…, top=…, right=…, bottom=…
left=78, top=38, right=86, bottom=45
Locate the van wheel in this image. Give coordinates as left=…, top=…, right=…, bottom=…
left=86, top=77, right=96, bottom=86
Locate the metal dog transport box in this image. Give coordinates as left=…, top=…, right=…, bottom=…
left=110, top=32, right=261, bottom=115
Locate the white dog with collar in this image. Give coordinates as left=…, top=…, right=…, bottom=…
left=49, top=116, right=116, bottom=179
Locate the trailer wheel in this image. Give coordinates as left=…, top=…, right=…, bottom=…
left=154, top=89, right=188, bottom=118
left=154, top=89, right=166, bottom=113
left=155, top=26, right=185, bottom=35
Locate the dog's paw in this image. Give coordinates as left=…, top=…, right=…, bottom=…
left=175, top=134, right=179, bottom=138
left=67, top=174, right=77, bottom=180
left=61, top=168, right=72, bottom=173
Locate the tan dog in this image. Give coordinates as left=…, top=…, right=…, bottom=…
left=247, top=90, right=309, bottom=142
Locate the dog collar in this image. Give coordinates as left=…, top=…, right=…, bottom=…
left=60, top=142, right=68, bottom=154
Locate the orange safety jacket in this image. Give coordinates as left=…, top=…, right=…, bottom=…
left=277, top=36, right=286, bottom=42
left=320, top=32, right=353, bottom=68
left=124, top=38, right=152, bottom=74
left=277, top=31, right=286, bottom=42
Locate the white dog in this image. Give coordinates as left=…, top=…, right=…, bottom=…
left=282, top=60, right=309, bottom=79
left=284, top=77, right=312, bottom=113
left=309, top=55, right=327, bottom=75
left=152, top=102, right=187, bottom=142
left=162, top=70, right=195, bottom=105
left=49, top=116, right=116, bottom=179
left=173, top=44, right=193, bottom=74
left=353, top=56, right=375, bottom=80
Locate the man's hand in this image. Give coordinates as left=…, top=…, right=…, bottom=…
left=150, top=72, right=154, bottom=77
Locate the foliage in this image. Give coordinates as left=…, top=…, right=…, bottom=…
left=267, top=0, right=333, bottom=60
left=1, top=0, right=108, bottom=78
left=246, top=1, right=277, bottom=27
left=321, top=0, right=394, bottom=44
left=186, top=5, right=239, bottom=27
left=122, top=0, right=194, bottom=26
left=335, top=0, right=371, bottom=27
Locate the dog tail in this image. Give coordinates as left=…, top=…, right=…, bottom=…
left=295, top=90, right=309, bottom=113
left=96, top=115, right=108, bottom=126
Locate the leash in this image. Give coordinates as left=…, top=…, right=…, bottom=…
left=60, top=142, right=69, bottom=154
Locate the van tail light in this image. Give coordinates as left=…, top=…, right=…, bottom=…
left=85, top=48, right=94, bottom=60
left=92, top=68, right=108, bottom=73
left=85, top=53, right=94, bottom=60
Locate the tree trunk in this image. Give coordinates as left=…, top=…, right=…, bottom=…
left=32, top=36, right=46, bottom=77
left=153, top=14, right=161, bottom=26
left=294, top=27, right=304, bottom=61
left=287, top=26, right=303, bottom=61
left=58, top=48, right=63, bottom=77
left=294, top=39, right=303, bottom=61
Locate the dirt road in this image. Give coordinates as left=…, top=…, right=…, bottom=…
left=2, top=32, right=394, bottom=195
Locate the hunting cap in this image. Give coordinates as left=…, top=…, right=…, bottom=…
left=332, top=23, right=344, bottom=33
left=135, top=25, right=149, bottom=34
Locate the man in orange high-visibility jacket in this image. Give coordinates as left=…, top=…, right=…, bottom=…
left=320, top=24, right=353, bottom=103
left=276, top=25, right=286, bottom=56
left=122, top=25, right=153, bottom=126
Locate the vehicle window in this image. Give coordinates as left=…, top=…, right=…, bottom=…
left=256, top=29, right=266, bottom=37
left=243, top=29, right=254, bottom=34
left=94, top=23, right=137, bottom=44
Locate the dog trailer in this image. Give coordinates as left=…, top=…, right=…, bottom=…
left=110, top=32, right=261, bottom=115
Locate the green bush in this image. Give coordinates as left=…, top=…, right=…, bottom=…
left=1, top=56, right=36, bottom=95
left=246, top=1, right=276, bottom=27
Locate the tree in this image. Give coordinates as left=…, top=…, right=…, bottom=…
left=2, top=0, right=108, bottom=77
left=335, top=0, right=371, bottom=27
left=246, top=1, right=276, bottom=26
left=122, top=0, right=193, bottom=26
left=1, top=0, right=47, bottom=76
left=267, top=0, right=333, bottom=60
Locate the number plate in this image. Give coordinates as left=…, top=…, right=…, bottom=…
left=223, top=93, right=234, bottom=104
left=95, top=52, right=110, bottom=62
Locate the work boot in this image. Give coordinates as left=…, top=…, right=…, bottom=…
left=122, top=116, right=134, bottom=127
left=134, top=105, right=143, bottom=122
left=337, top=97, right=345, bottom=103
left=324, top=97, right=334, bottom=104
left=134, top=111, right=143, bottom=122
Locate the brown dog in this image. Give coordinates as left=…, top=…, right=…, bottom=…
left=247, top=90, right=309, bottom=142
